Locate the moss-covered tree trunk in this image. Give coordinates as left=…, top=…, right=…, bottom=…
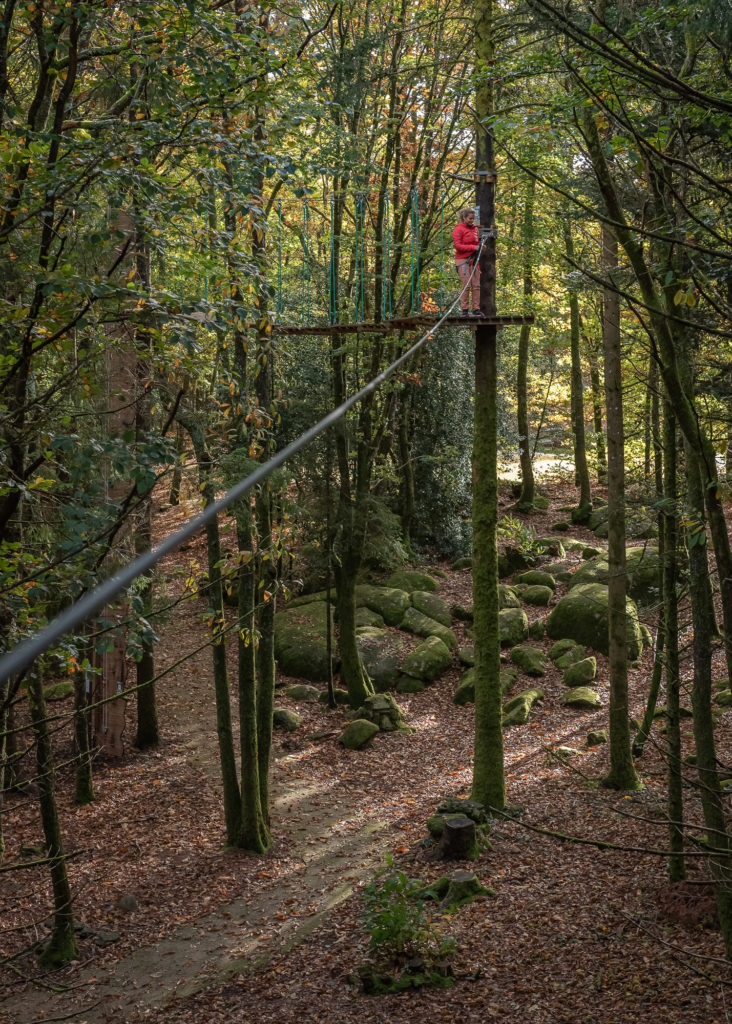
left=585, top=332, right=607, bottom=483
left=73, top=662, right=94, bottom=805
left=471, top=0, right=504, bottom=813
left=600, top=223, right=640, bottom=791
left=665, top=411, right=684, bottom=880
left=564, top=220, right=592, bottom=521
left=685, top=443, right=732, bottom=955
left=516, top=176, right=535, bottom=511
left=29, top=674, right=79, bottom=967
left=184, top=416, right=241, bottom=846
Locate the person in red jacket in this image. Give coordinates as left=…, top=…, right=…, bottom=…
left=452, top=208, right=482, bottom=316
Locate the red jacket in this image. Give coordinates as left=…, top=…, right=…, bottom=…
left=452, top=222, right=478, bottom=260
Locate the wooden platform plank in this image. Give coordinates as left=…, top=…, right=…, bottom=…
left=272, top=314, right=534, bottom=336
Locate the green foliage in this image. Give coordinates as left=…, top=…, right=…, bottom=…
left=497, top=514, right=540, bottom=555
left=362, top=855, right=456, bottom=963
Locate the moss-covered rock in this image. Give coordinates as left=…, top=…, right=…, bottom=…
left=570, top=547, right=660, bottom=607
left=453, top=665, right=518, bottom=706
left=453, top=603, right=473, bottom=621
left=339, top=719, right=380, bottom=750
left=588, top=506, right=609, bottom=531
left=355, top=606, right=385, bottom=628
left=400, top=606, right=457, bottom=651
left=274, top=601, right=336, bottom=682
left=401, top=635, right=452, bottom=681
left=563, top=657, right=597, bottom=687
left=522, top=585, right=553, bottom=607
left=562, top=538, right=588, bottom=553
left=509, top=645, right=546, bottom=676
left=551, top=521, right=570, bottom=532
left=549, top=638, right=579, bottom=663
left=453, top=669, right=475, bottom=706
left=497, top=545, right=534, bottom=578
left=386, top=569, right=440, bottom=593
left=411, top=590, right=452, bottom=628
left=43, top=680, right=73, bottom=701
left=355, top=584, right=411, bottom=627
left=273, top=707, right=302, bottom=731
left=499, top=607, right=529, bottom=647
left=564, top=687, right=603, bottom=709
left=318, top=688, right=350, bottom=705
left=536, top=537, right=566, bottom=558
left=546, top=583, right=643, bottom=660
left=357, top=629, right=405, bottom=692
left=285, top=683, right=321, bottom=701
left=396, top=675, right=426, bottom=694
left=513, top=570, right=556, bottom=590
left=499, top=584, right=521, bottom=609
left=582, top=545, right=604, bottom=559
left=353, top=692, right=411, bottom=733
left=714, top=689, right=732, bottom=707
left=554, top=645, right=587, bottom=670
left=502, top=687, right=544, bottom=727
left=587, top=728, right=608, bottom=745
left=529, top=618, right=545, bottom=640
left=458, top=645, right=475, bottom=666
left=451, top=556, right=473, bottom=571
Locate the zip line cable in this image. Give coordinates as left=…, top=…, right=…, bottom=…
left=0, top=238, right=485, bottom=685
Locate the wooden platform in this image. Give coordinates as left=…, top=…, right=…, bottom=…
left=272, top=313, right=534, bottom=336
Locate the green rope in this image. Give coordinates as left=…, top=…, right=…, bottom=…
left=301, top=198, right=311, bottom=325
left=277, top=199, right=283, bottom=318
left=410, top=187, right=420, bottom=314
left=329, top=196, right=336, bottom=324
left=355, top=194, right=364, bottom=322
left=382, top=193, right=392, bottom=321
left=439, top=191, right=445, bottom=311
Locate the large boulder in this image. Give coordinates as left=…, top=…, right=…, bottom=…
left=499, top=607, right=529, bottom=647
left=522, top=585, right=553, bottom=607
left=339, top=719, right=380, bottom=749
left=554, top=644, right=587, bottom=670
left=546, top=583, right=643, bottom=660
left=572, top=548, right=660, bottom=607
left=563, top=657, right=597, bottom=687
left=355, top=584, right=411, bottom=626
left=513, top=570, right=556, bottom=590
left=356, top=629, right=406, bottom=692
left=411, top=590, right=452, bottom=628
left=273, top=708, right=302, bottom=731
left=454, top=666, right=519, bottom=707
left=401, top=636, right=452, bottom=682
left=499, top=585, right=521, bottom=609
left=274, top=601, right=336, bottom=681
left=563, top=686, right=602, bottom=709
left=502, top=688, right=544, bottom=727
left=386, top=569, right=440, bottom=593
left=355, top=606, right=385, bottom=628
left=510, top=645, right=546, bottom=677
left=400, top=606, right=457, bottom=651
left=285, top=683, right=320, bottom=701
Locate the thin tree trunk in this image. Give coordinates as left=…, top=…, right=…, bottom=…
left=601, top=224, right=639, bottom=791
left=516, top=177, right=535, bottom=510
left=564, top=221, right=592, bottom=520
left=29, top=674, right=79, bottom=967
left=471, top=0, right=505, bottom=812
left=585, top=332, right=607, bottom=483
left=665, top=411, right=684, bottom=880
left=73, top=663, right=94, bottom=805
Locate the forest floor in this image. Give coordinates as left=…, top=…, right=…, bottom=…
left=4, top=478, right=732, bottom=1024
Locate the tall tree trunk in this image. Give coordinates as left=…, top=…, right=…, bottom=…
left=601, top=224, right=639, bottom=791
left=516, top=177, right=535, bottom=511
left=564, top=221, right=592, bottom=521
left=73, top=662, right=94, bottom=805
left=685, top=444, right=732, bottom=956
left=29, top=674, right=79, bottom=967
left=585, top=331, right=607, bottom=483
left=471, top=0, right=505, bottom=812
left=665, top=410, right=684, bottom=880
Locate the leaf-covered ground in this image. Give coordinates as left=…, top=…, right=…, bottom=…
left=3, top=480, right=732, bottom=1024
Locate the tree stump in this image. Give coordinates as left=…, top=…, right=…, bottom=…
left=438, top=815, right=478, bottom=860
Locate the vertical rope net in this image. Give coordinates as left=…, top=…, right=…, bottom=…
left=329, top=196, right=337, bottom=325
left=277, top=199, right=283, bottom=318
left=410, top=187, right=420, bottom=314
left=301, top=198, right=311, bottom=325
left=382, top=193, right=392, bottom=321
